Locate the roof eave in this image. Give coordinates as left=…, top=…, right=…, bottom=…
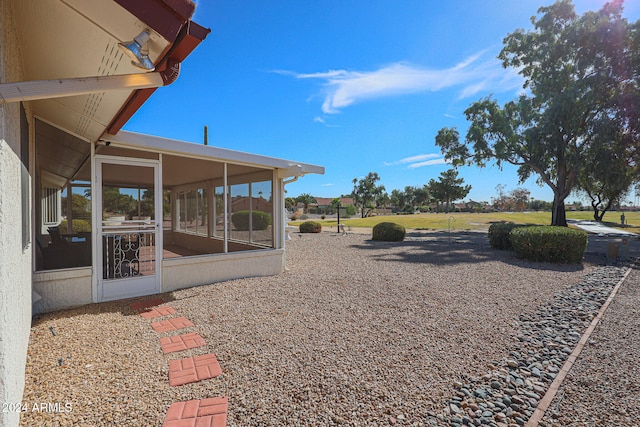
left=104, top=130, right=325, bottom=176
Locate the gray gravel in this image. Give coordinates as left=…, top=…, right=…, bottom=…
left=21, top=231, right=600, bottom=426
left=436, top=264, right=629, bottom=427
left=540, top=266, right=640, bottom=427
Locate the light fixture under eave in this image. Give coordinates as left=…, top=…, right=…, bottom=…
left=118, top=29, right=155, bottom=71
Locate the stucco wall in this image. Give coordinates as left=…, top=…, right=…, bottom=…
left=32, top=268, right=93, bottom=315
left=162, top=249, right=284, bottom=292
left=0, top=2, right=31, bottom=427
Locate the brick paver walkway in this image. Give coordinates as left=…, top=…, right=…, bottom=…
left=140, top=305, right=178, bottom=319
left=162, top=397, right=228, bottom=427
left=168, top=353, right=222, bottom=386
left=160, top=332, right=207, bottom=354
left=136, top=303, right=229, bottom=425
left=151, top=317, right=194, bottom=333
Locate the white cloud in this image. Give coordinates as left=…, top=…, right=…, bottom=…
left=386, top=153, right=450, bottom=169
left=321, top=183, right=335, bottom=187
left=279, top=51, right=524, bottom=114
left=384, top=153, right=440, bottom=166
left=407, top=158, right=450, bottom=169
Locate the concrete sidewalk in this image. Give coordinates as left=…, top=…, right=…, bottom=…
left=566, top=219, right=639, bottom=259
left=567, top=219, right=637, bottom=237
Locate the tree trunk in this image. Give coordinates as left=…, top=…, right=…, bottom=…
left=593, top=209, right=605, bottom=222
left=551, top=197, right=567, bottom=226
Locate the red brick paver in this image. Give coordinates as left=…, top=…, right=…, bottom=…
left=160, top=332, right=207, bottom=354
left=169, top=353, right=222, bottom=386
left=151, top=317, right=194, bottom=333
left=139, top=305, right=178, bottom=319
left=129, top=297, right=165, bottom=312
left=162, top=397, right=228, bottom=427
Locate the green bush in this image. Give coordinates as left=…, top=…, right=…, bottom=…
left=488, top=222, right=523, bottom=250
left=231, top=210, right=272, bottom=231
left=509, top=226, right=587, bottom=264
left=372, top=222, right=406, bottom=242
left=59, top=219, right=91, bottom=233
left=299, top=221, right=322, bottom=233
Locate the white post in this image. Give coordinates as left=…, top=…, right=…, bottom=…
left=223, top=163, right=228, bottom=253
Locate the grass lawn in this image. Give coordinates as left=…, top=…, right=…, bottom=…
left=290, top=211, right=640, bottom=234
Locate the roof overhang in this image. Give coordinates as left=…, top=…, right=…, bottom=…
left=104, top=130, right=326, bottom=177
left=8, top=0, right=209, bottom=142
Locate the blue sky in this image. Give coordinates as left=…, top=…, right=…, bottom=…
left=125, top=0, right=640, bottom=204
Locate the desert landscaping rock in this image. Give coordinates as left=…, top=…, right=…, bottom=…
left=19, top=231, right=634, bottom=426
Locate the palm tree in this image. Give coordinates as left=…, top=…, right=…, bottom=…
left=295, top=193, right=316, bottom=214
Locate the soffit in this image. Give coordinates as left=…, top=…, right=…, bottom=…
left=35, top=119, right=91, bottom=183
left=10, top=0, right=173, bottom=142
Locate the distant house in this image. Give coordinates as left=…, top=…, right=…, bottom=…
left=312, top=197, right=354, bottom=213
left=314, top=197, right=354, bottom=207
left=296, top=197, right=354, bottom=214
left=0, top=1, right=323, bottom=424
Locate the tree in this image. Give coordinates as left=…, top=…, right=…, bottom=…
left=427, top=169, right=471, bottom=213
left=529, top=199, right=553, bottom=211
left=492, top=184, right=508, bottom=211
left=413, top=185, right=431, bottom=208
left=285, top=197, right=296, bottom=210
left=61, top=193, right=90, bottom=219
left=102, top=187, right=135, bottom=215
left=390, top=189, right=408, bottom=212
left=576, top=140, right=635, bottom=221
left=435, top=0, right=640, bottom=226
left=351, top=172, right=387, bottom=218
left=509, top=188, right=531, bottom=212
left=295, top=193, right=316, bottom=213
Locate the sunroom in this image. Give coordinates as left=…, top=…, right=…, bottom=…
left=33, top=126, right=322, bottom=313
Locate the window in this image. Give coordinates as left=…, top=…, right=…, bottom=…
left=42, top=187, right=60, bottom=225
left=169, top=169, right=274, bottom=254
left=214, top=186, right=224, bottom=238
left=229, top=180, right=273, bottom=247
left=176, top=187, right=208, bottom=236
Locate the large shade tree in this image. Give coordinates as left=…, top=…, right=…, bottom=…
left=435, top=0, right=640, bottom=226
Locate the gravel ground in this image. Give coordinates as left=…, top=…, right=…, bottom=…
left=540, top=265, right=640, bottom=427
left=21, top=231, right=598, bottom=426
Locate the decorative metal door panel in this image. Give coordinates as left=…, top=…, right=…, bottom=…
left=96, top=157, right=161, bottom=301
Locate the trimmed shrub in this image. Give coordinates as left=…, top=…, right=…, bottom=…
left=372, top=222, right=406, bottom=242
left=488, top=222, right=523, bottom=250
left=299, top=221, right=322, bottom=233
left=231, top=210, right=272, bottom=231
left=509, top=226, right=587, bottom=264
left=59, top=219, right=91, bottom=233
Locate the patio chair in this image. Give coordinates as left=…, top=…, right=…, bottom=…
left=47, top=226, right=67, bottom=246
